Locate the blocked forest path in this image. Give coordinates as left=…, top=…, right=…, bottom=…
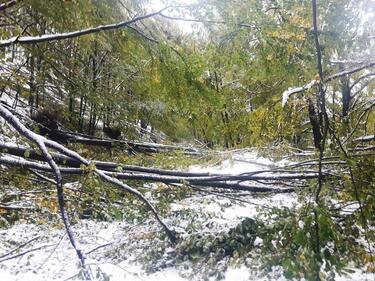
left=1, top=150, right=372, bottom=281
left=0, top=150, right=298, bottom=281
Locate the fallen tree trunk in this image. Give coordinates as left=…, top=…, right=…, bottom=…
left=0, top=154, right=295, bottom=192
left=2, top=100, right=202, bottom=156
left=0, top=102, right=177, bottom=260
left=354, top=135, right=374, bottom=142
left=55, top=130, right=203, bottom=155
left=0, top=152, right=326, bottom=193
left=0, top=142, right=329, bottom=178
left=0, top=142, right=209, bottom=177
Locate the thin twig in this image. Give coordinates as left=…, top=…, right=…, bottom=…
left=0, top=235, right=40, bottom=259
left=36, top=232, right=67, bottom=270
left=0, top=244, right=55, bottom=263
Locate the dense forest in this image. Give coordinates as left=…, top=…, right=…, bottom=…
left=0, top=0, right=374, bottom=280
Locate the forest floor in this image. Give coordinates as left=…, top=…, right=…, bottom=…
left=0, top=150, right=374, bottom=281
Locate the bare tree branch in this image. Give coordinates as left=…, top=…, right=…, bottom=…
left=351, top=77, right=374, bottom=99
left=349, top=72, right=375, bottom=90
left=0, top=0, right=21, bottom=12
left=0, top=153, right=326, bottom=192
left=325, top=61, right=375, bottom=82
left=0, top=8, right=169, bottom=47
left=0, top=103, right=176, bottom=243
left=0, top=141, right=205, bottom=176
left=282, top=61, right=375, bottom=105
left=0, top=244, right=55, bottom=263
left=343, top=100, right=375, bottom=144
left=0, top=104, right=92, bottom=279
left=354, top=135, right=374, bottom=142
left=0, top=235, right=40, bottom=259
left=159, top=13, right=257, bottom=29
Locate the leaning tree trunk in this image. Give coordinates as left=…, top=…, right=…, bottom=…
left=340, top=65, right=351, bottom=119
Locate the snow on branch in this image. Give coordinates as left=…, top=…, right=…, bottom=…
left=282, top=80, right=316, bottom=106
left=350, top=72, right=375, bottom=90
left=282, top=60, right=375, bottom=106
left=0, top=103, right=176, bottom=241
left=0, top=0, right=20, bottom=12
left=354, top=135, right=375, bottom=142
left=0, top=103, right=92, bottom=279
left=0, top=153, right=324, bottom=183
left=0, top=8, right=168, bottom=48
left=0, top=141, right=205, bottom=177
left=325, top=60, right=375, bottom=82
left=0, top=102, right=176, bottom=268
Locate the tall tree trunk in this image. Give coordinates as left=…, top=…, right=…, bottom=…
left=340, top=65, right=351, bottom=118
left=88, top=42, right=98, bottom=135
left=308, top=98, right=323, bottom=150
left=88, top=105, right=93, bottom=135
left=69, top=96, right=74, bottom=123
left=35, top=55, right=43, bottom=109
left=79, top=95, right=86, bottom=132
left=28, top=55, right=35, bottom=116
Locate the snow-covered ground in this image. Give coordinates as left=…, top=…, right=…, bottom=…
left=0, top=151, right=374, bottom=280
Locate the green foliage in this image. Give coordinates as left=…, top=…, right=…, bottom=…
left=153, top=184, right=193, bottom=216
left=0, top=168, right=62, bottom=226
left=343, top=156, right=375, bottom=228
left=2, top=0, right=373, bottom=147
left=142, top=216, right=261, bottom=280
left=259, top=201, right=369, bottom=280
left=177, top=217, right=259, bottom=261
